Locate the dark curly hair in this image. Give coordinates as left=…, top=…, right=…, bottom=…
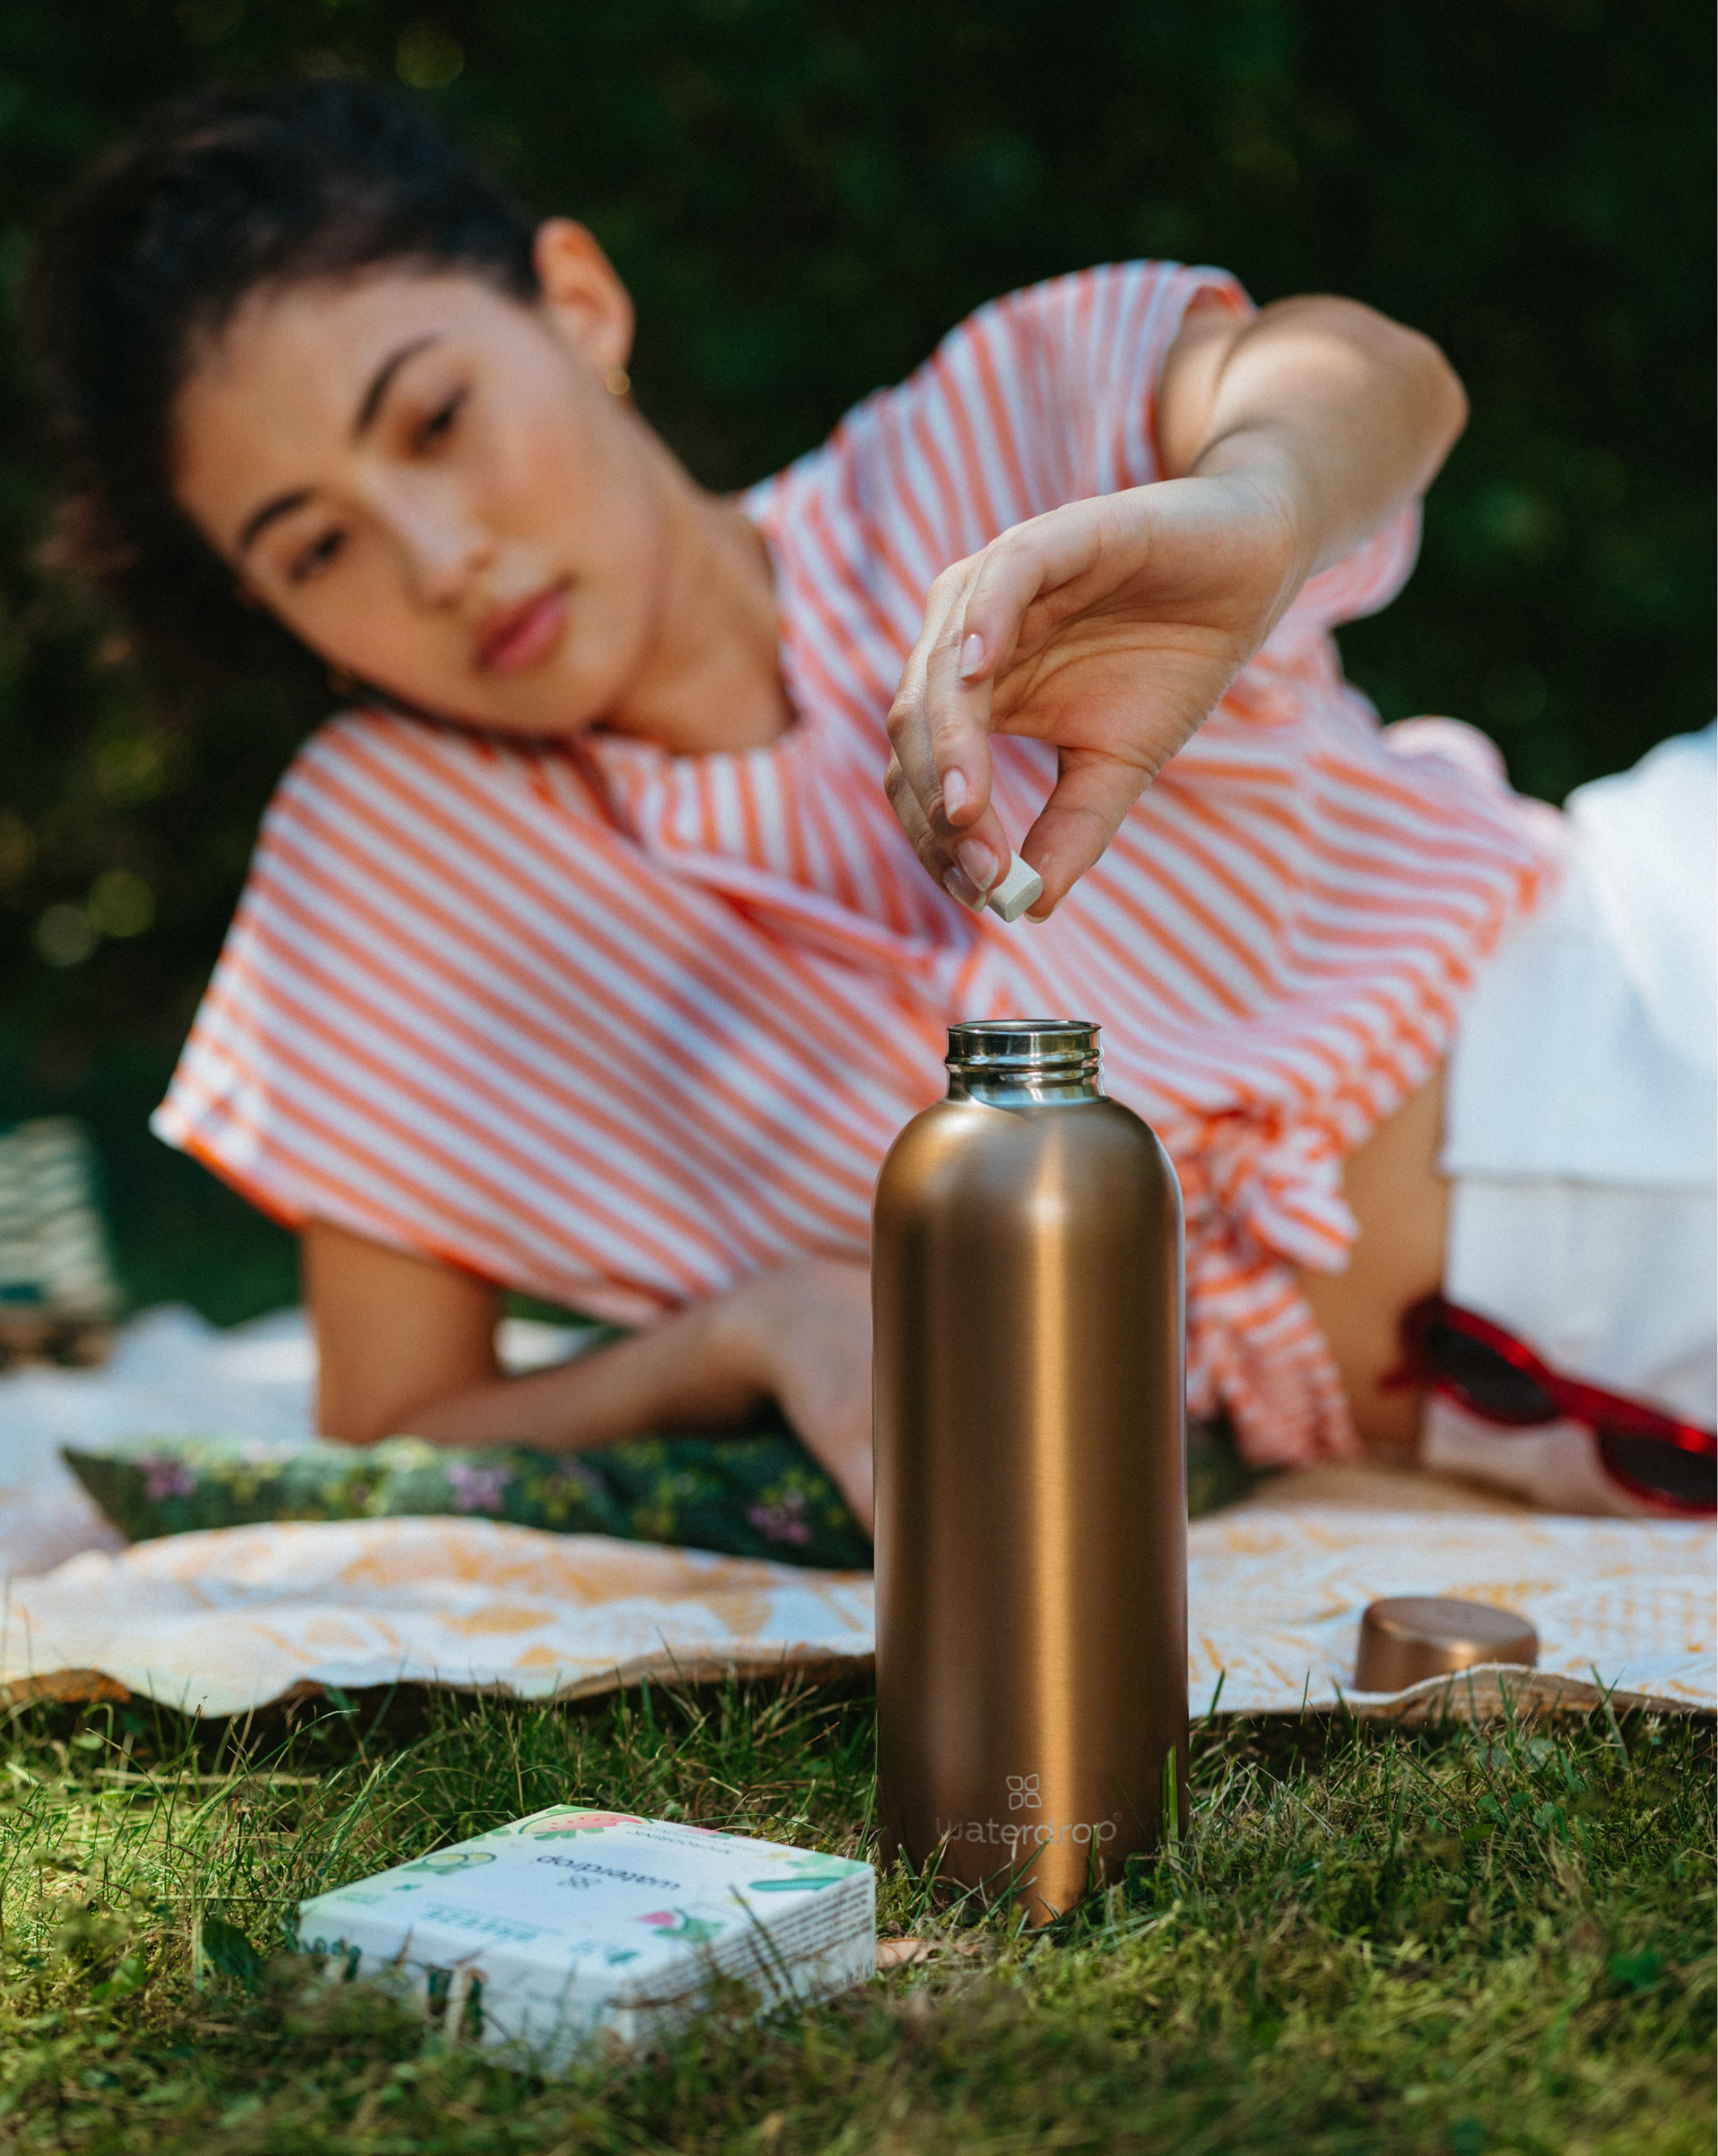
left=26, top=78, right=540, bottom=705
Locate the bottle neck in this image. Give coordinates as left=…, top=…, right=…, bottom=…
left=944, top=1020, right=1105, bottom=1107
left=948, top=1069, right=1104, bottom=1105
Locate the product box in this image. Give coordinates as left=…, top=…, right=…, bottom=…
left=296, top=1806, right=875, bottom=2065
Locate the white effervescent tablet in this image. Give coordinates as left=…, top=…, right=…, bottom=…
left=986, top=854, right=1043, bottom=923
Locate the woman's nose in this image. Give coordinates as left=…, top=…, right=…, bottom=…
left=382, top=483, right=493, bottom=609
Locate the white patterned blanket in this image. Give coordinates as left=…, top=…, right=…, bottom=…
left=1, top=1507, right=1708, bottom=1721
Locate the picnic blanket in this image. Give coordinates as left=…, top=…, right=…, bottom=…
left=2, top=1507, right=1709, bottom=1720
left=2, top=1309, right=1712, bottom=1719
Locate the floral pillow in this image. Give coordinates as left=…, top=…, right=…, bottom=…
left=63, top=1414, right=1249, bottom=1573
left=61, top=1428, right=872, bottom=1573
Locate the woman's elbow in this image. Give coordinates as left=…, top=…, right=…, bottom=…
left=315, top=1358, right=479, bottom=1447
left=1402, top=324, right=1469, bottom=464
left=316, top=1386, right=403, bottom=1448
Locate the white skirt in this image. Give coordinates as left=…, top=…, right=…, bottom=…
left=1428, top=726, right=1716, bottom=1512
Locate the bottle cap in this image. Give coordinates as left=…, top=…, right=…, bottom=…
left=1354, top=1596, right=1539, bottom=1693
left=986, top=855, right=1043, bottom=923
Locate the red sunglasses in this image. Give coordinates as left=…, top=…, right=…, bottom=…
left=1394, top=1295, right=1717, bottom=1517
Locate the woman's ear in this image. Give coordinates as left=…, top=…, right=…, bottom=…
left=532, top=218, right=635, bottom=377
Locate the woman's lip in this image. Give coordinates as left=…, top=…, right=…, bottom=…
left=475, top=583, right=571, bottom=675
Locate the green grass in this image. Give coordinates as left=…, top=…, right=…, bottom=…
left=0, top=1680, right=1710, bottom=2154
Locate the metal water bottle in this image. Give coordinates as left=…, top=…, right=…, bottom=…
left=872, top=1019, right=1188, bottom=1921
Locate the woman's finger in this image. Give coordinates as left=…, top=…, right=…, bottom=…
left=955, top=504, right=1111, bottom=691
left=920, top=572, right=1016, bottom=892
left=1015, top=746, right=1160, bottom=918
left=885, top=750, right=990, bottom=910
left=888, top=566, right=1009, bottom=896
left=888, top=567, right=971, bottom=802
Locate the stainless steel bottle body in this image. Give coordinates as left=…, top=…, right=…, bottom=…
left=873, top=1020, right=1187, bottom=1921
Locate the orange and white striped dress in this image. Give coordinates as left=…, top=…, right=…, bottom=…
left=155, top=263, right=1556, bottom=1466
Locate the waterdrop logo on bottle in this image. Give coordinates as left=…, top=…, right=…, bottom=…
left=933, top=1803, right=1121, bottom=1854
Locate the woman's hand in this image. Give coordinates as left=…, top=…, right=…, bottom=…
left=885, top=294, right=1467, bottom=917
left=886, top=470, right=1306, bottom=917
left=711, top=1258, right=874, bottom=1532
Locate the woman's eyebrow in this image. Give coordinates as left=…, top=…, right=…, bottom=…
left=238, top=486, right=311, bottom=554
left=353, top=333, right=440, bottom=439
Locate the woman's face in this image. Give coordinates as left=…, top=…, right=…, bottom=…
left=172, top=221, right=667, bottom=737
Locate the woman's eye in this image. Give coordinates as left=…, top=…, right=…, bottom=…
left=288, top=529, right=346, bottom=585
left=416, top=389, right=465, bottom=450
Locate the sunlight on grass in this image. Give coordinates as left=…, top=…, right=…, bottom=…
left=0, top=1679, right=1711, bottom=2152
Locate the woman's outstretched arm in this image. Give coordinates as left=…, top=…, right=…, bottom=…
left=304, top=1220, right=875, bottom=1528
left=884, top=291, right=1467, bottom=917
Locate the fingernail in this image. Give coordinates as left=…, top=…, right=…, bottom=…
left=942, top=863, right=983, bottom=911
left=941, top=769, right=969, bottom=818
left=956, top=839, right=998, bottom=892
left=959, top=632, right=986, bottom=680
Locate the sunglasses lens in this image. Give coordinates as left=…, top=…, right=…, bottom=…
left=1424, top=1321, right=1559, bottom=1422
left=1598, top=1432, right=1718, bottom=1513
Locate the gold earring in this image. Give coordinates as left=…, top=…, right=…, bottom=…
left=604, top=364, right=631, bottom=399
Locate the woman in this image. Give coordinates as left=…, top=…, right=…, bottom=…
left=30, top=82, right=1713, bottom=1528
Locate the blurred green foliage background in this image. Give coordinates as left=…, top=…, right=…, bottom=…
left=0, top=0, right=1711, bottom=1321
